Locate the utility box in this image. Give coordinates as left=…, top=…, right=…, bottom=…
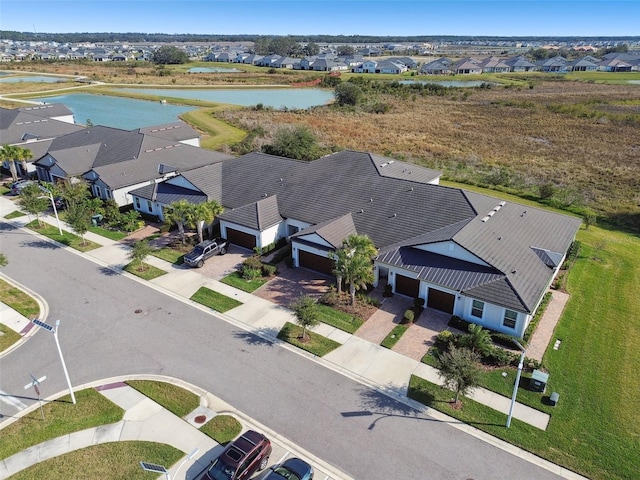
left=529, top=369, right=549, bottom=393
left=91, top=214, right=103, bottom=226
left=549, top=392, right=560, bottom=406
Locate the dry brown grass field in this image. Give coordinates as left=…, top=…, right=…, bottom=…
left=2, top=62, right=638, bottom=231
left=217, top=80, right=640, bottom=231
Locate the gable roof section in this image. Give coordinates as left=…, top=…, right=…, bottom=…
left=19, top=103, right=73, bottom=119
left=179, top=162, right=223, bottom=202
left=453, top=191, right=581, bottom=312
left=138, top=121, right=199, bottom=143
left=0, top=107, right=84, bottom=145
left=129, top=182, right=208, bottom=205
left=293, top=213, right=357, bottom=249
left=219, top=195, right=281, bottom=230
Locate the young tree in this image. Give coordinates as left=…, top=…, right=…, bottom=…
left=290, top=294, right=320, bottom=343
left=303, top=42, right=320, bottom=56
left=194, top=200, right=223, bottom=243
left=16, top=183, right=50, bottom=227
left=164, top=200, right=195, bottom=245
left=66, top=201, right=92, bottom=245
left=128, top=239, right=152, bottom=272
left=0, top=144, right=21, bottom=182
left=436, top=346, right=482, bottom=406
left=56, top=177, right=90, bottom=209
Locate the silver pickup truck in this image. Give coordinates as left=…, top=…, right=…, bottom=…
left=183, top=238, right=228, bottom=268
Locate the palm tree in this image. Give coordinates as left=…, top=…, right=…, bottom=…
left=164, top=200, right=195, bottom=245
left=193, top=200, right=223, bottom=243
left=330, top=234, right=377, bottom=304
left=0, top=144, right=20, bottom=182
left=14, top=146, right=33, bottom=179
left=462, top=323, right=494, bottom=356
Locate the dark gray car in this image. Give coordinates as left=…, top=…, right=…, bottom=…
left=183, top=238, right=228, bottom=268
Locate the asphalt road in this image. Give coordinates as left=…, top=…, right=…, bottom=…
left=0, top=222, right=563, bottom=480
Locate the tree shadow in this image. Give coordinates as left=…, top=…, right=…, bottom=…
left=20, top=238, right=62, bottom=250
left=98, top=265, right=122, bottom=276
left=233, top=327, right=278, bottom=347
left=357, top=384, right=419, bottom=417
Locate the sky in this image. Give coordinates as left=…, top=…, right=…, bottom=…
left=1, top=1, right=639, bottom=37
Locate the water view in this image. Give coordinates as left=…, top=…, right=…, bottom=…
left=118, top=87, right=335, bottom=109
left=188, top=67, right=241, bottom=73
left=0, top=75, right=70, bottom=83
left=30, top=93, right=195, bottom=130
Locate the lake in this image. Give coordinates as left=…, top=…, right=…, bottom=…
left=0, top=75, right=71, bottom=83
left=117, top=87, right=335, bottom=109
left=30, top=93, right=195, bottom=130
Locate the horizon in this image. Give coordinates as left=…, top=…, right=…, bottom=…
left=2, top=1, right=639, bottom=38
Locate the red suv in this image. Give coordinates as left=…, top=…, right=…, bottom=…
left=200, top=429, right=272, bottom=480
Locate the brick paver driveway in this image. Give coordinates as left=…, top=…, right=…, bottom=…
left=253, top=264, right=333, bottom=306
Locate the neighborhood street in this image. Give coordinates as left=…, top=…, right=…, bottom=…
left=0, top=221, right=564, bottom=480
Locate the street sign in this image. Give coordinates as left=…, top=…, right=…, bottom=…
left=24, top=375, right=47, bottom=390
left=32, top=319, right=54, bottom=332
left=140, top=462, right=168, bottom=473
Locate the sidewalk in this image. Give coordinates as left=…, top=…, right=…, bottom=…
left=0, top=379, right=352, bottom=480
left=0, top=197, right=552, bottom=430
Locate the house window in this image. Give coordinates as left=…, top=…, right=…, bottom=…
left=95, top=186, right=101, bottom=198
left=106, top=189, right=112, bottom=199
left=135, top=197, right=141, bottom=209
left=147, top=201, right=153, bottom=213
left=503, top=310, right=518, bottom=329
left=471, top=300, right=484, bottom=319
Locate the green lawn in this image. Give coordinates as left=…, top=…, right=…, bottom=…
left=412, top=225, right=640, bottom=480
left=316, top=304, right=363, bottom=333
left=200, top=415, right=242, bottom=445
left=7, top=441, right=183, bottom=480
left=190, top=286, right=242, bottom=312
left=0, top=278, right=40, bottom=318
left=220, top=271, right=269, bottom=293
left=126, top=380, right=200, bottom=418
left=277, top=321, right=341, bottom=357
left=0, top=323, right=21, bottom=352
left=87, top=224, right=128, bottom=240
left=380, top=324, right=409, bottom=349
left=123, top=261, right=167, bottom=280
left=26, top=221, right=100, bottom=252
left=150, top=247, right=184, bottom=265
left=4, top=209, right=25, bottom=219
left=0, top=389, right=124, bottom=460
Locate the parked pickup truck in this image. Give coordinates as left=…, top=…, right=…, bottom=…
left=184, top=238, right=228, bottom=268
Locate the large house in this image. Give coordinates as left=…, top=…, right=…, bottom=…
left=129, top=150, right=581, bottom=339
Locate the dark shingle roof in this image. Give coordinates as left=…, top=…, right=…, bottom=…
left=292, top=213, right=358, bottom=248
left=1, top=107, right=84, bottom=145
left=218, top=195, right=282, bottom=230
left=138, top=121, right=199, bottom=143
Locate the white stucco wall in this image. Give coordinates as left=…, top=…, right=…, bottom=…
left=291, top=242, right=331, bottom=268
left=414, top=241, right=489, bottom=266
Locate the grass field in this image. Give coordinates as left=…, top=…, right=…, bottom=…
left=220, top=271, right=269, bottom=292
left=190, top=286, right=242, bottom=312
left=277, top=322, right=341, bottom=357
left=7, top=442, right=183, bottom=480
left=123, top=261, right=167, bottom=280
left=316, top=303, right=363, bottom=333
left=126, top=380, right=200, bottom=418
left=0, top=389, right=124, bottom=461
left=0, top=278, right=39, bottom=318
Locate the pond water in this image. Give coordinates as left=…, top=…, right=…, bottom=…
left=0, top=75, right=70, bottom=83
left=399, top=80, right=494, bottom=87
left=118, top=87, right=335, bottom=109
left=30, top=93, right=195, bottom=130
left=188, top=67, right=241, bottom=73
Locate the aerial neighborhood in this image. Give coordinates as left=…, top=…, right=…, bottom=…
left=2, top=101, right=581, bottom=340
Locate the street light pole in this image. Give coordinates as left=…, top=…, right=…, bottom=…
left=32, top=319, right=76, bottom=404
left=37, top=184, right=62, bottom=235
left=506, top=339, right=526, bottom=428
left=174, top=448, right=199, bottom=480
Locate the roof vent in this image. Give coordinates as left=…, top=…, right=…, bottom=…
left=481, top=216, right=490, bottom=222
left=408, top=187, right=414, bottom=192
left=359, top=209, right=364, bottom=214
left=511, top=270, right=517, bottom=274
left=370, top=198, right=373, bottom=202
left=498, top=236, right=502, bottom=240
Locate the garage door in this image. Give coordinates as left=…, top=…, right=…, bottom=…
left=298, top=250, right=334, bottom=276
left=226, top=228, right=257, bottom=250
left=395, top=274, right=420, bottom=298
left=427, top=288, right=455, bottom=314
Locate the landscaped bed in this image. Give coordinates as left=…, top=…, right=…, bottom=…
left=277, top=321, right=341, bottom=357
left=190, top=286, right=242, bottom=312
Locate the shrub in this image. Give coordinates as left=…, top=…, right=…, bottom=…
left=435, top=330, right=454, bottom=349
left=284, top=257, right=294, bottom=268
left=414, top=297, right=425, bottom=309
left=261, top=263, right=277, bottom=277
left=242, top=267, right=262, bottom=280
left=403, top=309, right=415, bottom=323
left=383, top=284, right=393, bottom=297
left=449, top=315, right=471, bottom=332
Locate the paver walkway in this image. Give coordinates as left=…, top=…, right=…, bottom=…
left=527, top=290, right=569, bottom=361
left=392, top=308, right=451, bottom=361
